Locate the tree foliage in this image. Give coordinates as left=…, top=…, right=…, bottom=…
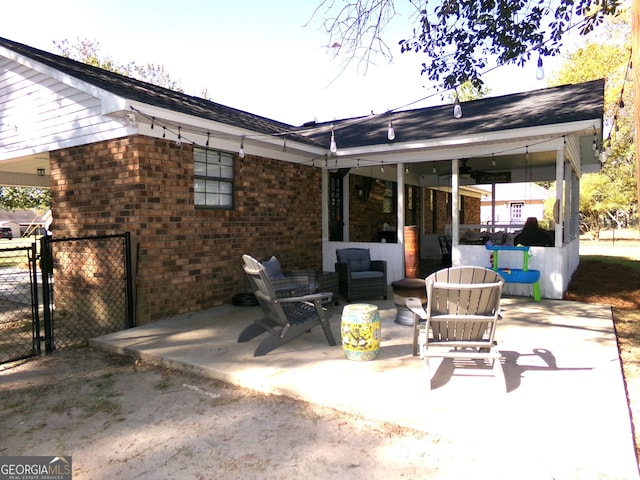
left=317, top=0, right=621, bottom=89
left=0, top=187, right=51, bottom=211
left=53, top=38, right=183, bottom=92
left=549, top=6, right=635, bottom=234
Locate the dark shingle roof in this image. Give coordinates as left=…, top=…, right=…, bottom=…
left=0, top=36, right=309, bottom=141
left=300, top=79, right=604, bottom=149
left=0, top=36, right=604, bottom=151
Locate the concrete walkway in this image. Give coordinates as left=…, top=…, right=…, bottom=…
left=92, top=293, right=639, bottom=479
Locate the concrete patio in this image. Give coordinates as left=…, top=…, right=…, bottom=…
left=91, top=291, right=639, bottom=479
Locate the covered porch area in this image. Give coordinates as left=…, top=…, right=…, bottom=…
left=312, top=81, right=604, bottom=299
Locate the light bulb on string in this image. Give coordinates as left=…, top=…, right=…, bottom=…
left=619, top=98, right=626, bottom=116
left=329, top=128, right=337, bottom=154
left=175, top=127, right=182, bottom=147
left=599, top=150, right=607, bottom=163
left=239, top=135, right=245, bottom=159
left=453, top=92, right=463, bottom=119
left=387, top=113, right=396, bottom=141
left=536, top=54, right=545, bottom=80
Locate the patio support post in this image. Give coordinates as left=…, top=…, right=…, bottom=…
left=491, top=183, right=496, bottom=230
left=451, top=158, right=460, bottom=252
left=397, top=162, right=406, bottom=246
left=322, top=169, right=329, bottom=242
left=571, top=169, right=580, bottom=240
left=342, top=172, right=350, bottom=241
left=555, top=148, right=565, bottom=247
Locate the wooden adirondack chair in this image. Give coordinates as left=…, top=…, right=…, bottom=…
left=406, top=266, right=505, bottom=390
left=238, top=255, right=337, bottom=356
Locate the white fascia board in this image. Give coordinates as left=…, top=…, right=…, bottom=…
left=334, top=136, right=568, bottom=168
left=333, top=119, right=601, bottom=160
left=0, top=46, right=127, bottom=113
left=123, top=101, right=326, bottom=162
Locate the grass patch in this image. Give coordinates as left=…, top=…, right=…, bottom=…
left=579, top=255, right=640, bottom=272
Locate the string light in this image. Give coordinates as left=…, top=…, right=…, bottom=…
left=453, top=92, right=463, bottom=119
left=536, top=54, right=545, bottom=81
left=387, top=113, right=396, bottom=141
left=239, top=135, right=245, bottom=158
left=128, top=99, right=600, bottom=173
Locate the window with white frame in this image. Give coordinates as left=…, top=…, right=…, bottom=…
left=510, top=202, right=524, bottom=222
left=194, top=148, right=234, bottom=209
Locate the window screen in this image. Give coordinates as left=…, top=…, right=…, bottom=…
left=194, top=148, right=234, bottom=209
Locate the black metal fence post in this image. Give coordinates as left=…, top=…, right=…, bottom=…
left=40, top=235, right=54, bottom=354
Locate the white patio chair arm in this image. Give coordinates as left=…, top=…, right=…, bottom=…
left=406, top=297, right=428, bottom=320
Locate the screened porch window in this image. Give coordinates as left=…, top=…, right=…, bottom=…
left=194, top=148, right=234, bottom=209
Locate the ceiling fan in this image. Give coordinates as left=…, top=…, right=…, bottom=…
left=438, top=158, right=484, bottom=180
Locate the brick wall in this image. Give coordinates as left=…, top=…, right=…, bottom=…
left=49, top=135, right=323, bottom=323
left=348, top=174, right=397, bottom=242
left=429, top=190, right=480, bottom=234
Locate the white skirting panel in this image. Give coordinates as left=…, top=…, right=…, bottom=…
left=454, top=238, right=580, bottom=300
left=323, top=238, right=581, bottom=298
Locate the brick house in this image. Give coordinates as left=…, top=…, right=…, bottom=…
left=0, top=37, right=604, bottom=319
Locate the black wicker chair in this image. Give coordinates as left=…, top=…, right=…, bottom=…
left=335, top=248, right=387, bottom=302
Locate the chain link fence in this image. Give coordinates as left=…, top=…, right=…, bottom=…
left=0, top=245, right=40, bottom=363
left=0, top=234, right=134, bottom=364
left=41, top=233, right=134, bottom=353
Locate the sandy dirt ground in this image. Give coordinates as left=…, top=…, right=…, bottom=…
left=0, top=346, right=475, bottom=480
